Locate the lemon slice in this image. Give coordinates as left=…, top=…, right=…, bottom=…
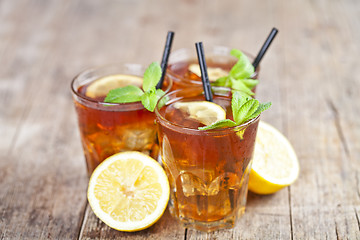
left=86, top=74, right=143, bottom=98
left=248, top=121, right=299, bottom=195
left=87, top=151, right=170, bottom=232
left=188, top=64, right=228, bottom=82
left=173, top=101, right=226, bottom=126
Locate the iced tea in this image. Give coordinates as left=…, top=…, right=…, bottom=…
left=155, top=87, right=260, bottom=232
left=167, top=46, right=259, bottom=90
left=71, top=64, right=172, bottom=174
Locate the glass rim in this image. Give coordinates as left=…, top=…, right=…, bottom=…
left=154, top=86, right=260, bottom=136
left=71, top=63, right=172, bottom=108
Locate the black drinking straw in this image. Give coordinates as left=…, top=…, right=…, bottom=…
left=195, top=42, right=213, bottom=102
left=252, top=27, right=279, bottom=70
left=156, top=31, right=175, bottom=89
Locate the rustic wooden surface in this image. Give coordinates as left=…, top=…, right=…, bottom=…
left=1, top=0, right=359, bottom=239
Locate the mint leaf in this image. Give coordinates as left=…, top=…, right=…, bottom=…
left=143, top=62, right=162, bottom=92
left=229, top=49, right=254, bottom=79
left=235, top=98, right=259, bottom=124
left=156, top=90, right=168, bottom=109
left=198, top=119, right=237, bottom=130
left=245, top=99, right=260, bottom=118
left=211, top=49, right=257, bottom=95
left=242, top=79, right=259, bottom=89
left=214, top=77, right=255, bottom=96
left=245, top=102, right=272, bottom=121
left=155, top=89, right=165, bottom=98
left=198, top=92, right=271, bottom=131
left=232, top=96, right=271, bottom=125
left=104, top=62, right=164, bottom=112
left=230, top=78, right=255, bottom=96
left=213, top=76, right=231, bottom=88
left=141, top=91, right=156, bottom=112
left=231, top=91, right=249, bottom=123
left=104, top=85, right=143, bottom=103
left=229, top=49, right=245, bottom=60
left=141, top=89, right=166, bottom=112
left=229, top=62, right=253, bottom=79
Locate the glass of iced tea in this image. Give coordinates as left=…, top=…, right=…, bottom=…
left=155, top=86, right=260, bottom=232
left=71, top=64, right=172, bottom=175
left=166, top=46, right=259, bottom=90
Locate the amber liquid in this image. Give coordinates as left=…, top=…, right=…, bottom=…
left=168, top=59, right=236, bottom=90
left=157, top=95, right=259, bottom=232
left=74, top=83, right=158, bottom=174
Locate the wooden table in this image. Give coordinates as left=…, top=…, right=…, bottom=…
left=1, top=0, right=359, bottom=239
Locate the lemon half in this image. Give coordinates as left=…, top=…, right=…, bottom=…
left=249, top=121, right=299, bottom=194
left=87, top=151, right=170, bottom=232
left=173, top=101, right=226, bottom=126
left=86, top=74, right=143, bottom=98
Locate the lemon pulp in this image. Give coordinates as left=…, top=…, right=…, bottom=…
left=85, top=74, right=143, bottom=98
left=87, top=151, right=170, bottom=231
left=173, top=101, right=226, bottom=126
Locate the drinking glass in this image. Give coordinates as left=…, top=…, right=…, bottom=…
left=155, top=86, right=260, bottom=232
left=71, top=63, right=172, bottom=174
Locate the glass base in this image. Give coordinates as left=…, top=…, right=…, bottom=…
left=172, top=207, right=246, bottom=232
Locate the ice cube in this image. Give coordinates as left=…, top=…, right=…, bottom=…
left=120, top=127, right=156, bottom=151
left=179, top=172, right=207, bottom=197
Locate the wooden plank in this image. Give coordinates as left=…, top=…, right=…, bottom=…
left=0, top=0, right=54, bottom=153
left=0, top=0, right=89, bottom=239
left=321, top=0, right=360, bottom=238
left=274, top=0, right=360, bottom=239
left=0, top=70, right=89, bottom=238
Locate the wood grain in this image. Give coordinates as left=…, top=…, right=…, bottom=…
left=0, top=0, right=359, bottom=239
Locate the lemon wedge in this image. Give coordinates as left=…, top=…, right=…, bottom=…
left=188, top=64, right=228, bottom=82
left=87, top=151, right=170, bottom=232
left=86, top=74, right=143, bottom=98
left=173, top=101, right=226, bottom=126
left=248, top=121, right=299, bottom=194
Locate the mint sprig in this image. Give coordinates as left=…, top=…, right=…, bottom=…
left=104, top=62, right=165, bottom=112
left=213, top=49, right=259, bottom=96
left=198, top=91, right=271, bottom=130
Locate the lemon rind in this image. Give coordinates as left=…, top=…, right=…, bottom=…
left=249, top=121, right=299, bottom=194
left=87, top=151, right=170, bottom=231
